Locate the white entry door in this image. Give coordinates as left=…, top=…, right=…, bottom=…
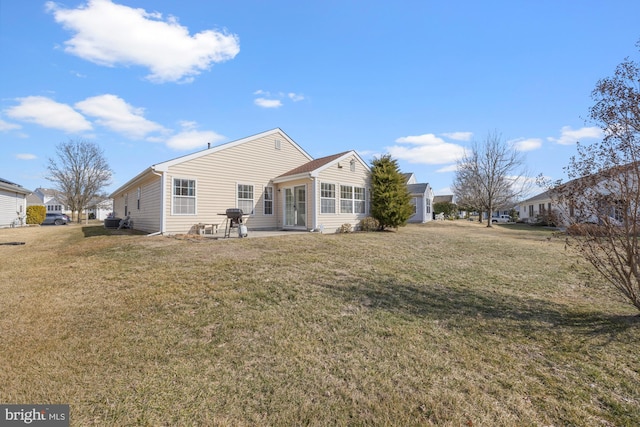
left=284, top=185, right=306, bottom=228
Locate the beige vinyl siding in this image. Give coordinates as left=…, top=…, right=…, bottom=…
left=134, top=178, right=162, bottom=233
left=315, top=154, right=371, bottom=232
left=162, top=133, right=311, bottom=234
left=111, top=173, right=162, bottom=233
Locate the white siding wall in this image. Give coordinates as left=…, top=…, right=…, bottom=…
left=408, top=196, right=424, bottom=223
left=519, top=196, right=553, bottom=223
left=0, top=190, right=27, bottom=228
left=315, top=155, right=371, bottom=232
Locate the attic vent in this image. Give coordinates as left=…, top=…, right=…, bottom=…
left=274, top=139, right=281, bottom=150
left=350, top=159, right=355, bottom=172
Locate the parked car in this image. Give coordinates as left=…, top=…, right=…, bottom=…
left=42, top=213, right=70, bottom=225
left=491, top=214, right=512, bottom=223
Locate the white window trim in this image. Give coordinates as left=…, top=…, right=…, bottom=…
left=340, top=184, right=353, bottom=214
left=237, top=182, right=255, bottom=216
left=172, top=178, right=197, bottom=216
left=339, top=184, right=367, bottom=214
left=320, top=181, right=337, bottom=214
left=354, top=186, right=366, bottom=214
left=263, top=186, right=274, bottom=216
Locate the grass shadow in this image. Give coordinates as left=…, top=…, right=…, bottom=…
left=81, top=225, right=147, bottom=238
left=318, top=277, right=639, bottom=342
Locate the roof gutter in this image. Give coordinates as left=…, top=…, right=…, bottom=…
left=272, top=172, right=315, bottom=184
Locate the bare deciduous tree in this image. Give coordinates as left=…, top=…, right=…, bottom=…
left=453, top=131, right=531, bottom=227
left=47, top=140, right=112, bottom=222
left=553, top=41, right=640, bottom=312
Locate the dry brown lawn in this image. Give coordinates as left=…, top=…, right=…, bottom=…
left=0, top=220, right=638, bottom=426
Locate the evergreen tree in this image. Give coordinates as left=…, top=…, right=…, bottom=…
left=433, top=201, right=458, bottom=219
left=370, top=155, right=413, bottom=230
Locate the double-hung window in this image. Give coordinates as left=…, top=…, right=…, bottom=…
left=173, top=179, right=196, bottom=215
left=340, top=185, right=366, bottom=214
left=340, top=185, right=353, bottom=213
left=263, top=186, right=273, bottom=215
left=237, top=184, right=254, bottom=215
left=321, top=183, right=336, bottom=213
left=354, top=187, right=366, bottom=213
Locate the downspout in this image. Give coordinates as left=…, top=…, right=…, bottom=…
left=311, top=178, right=318, bottom=231
left=151, top=168, right=165, bottom=235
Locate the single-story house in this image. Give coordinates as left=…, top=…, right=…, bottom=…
left=519, top=191, right=552, bottom=223
left=520, top=162, right=640, bottom=227
left=404, top=173, right=434, bottom=223
left=433, top=195, right=454, bottom=205
left=86, top=197, right=113, bottom=220
left=0, top=178, right=30, bottom=228
left=433, top=194, right=468, bottom=219
left=109, top=128, right=372, bottom=235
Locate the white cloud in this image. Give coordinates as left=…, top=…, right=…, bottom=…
left=440, top=131, right=472, bottom=141
left=254, top=89, right=304, bottom=107
left=395, top=133, right=445, bottom=145
left=436, top=164, right=458, bottom=173
left=288, top=92, right=305, bottom=102
left=75, top=94, right=166, bottom=139
left=46, top=0, right=240, bottom=83
left=5, top=96, right=92, bottom=133
left=166, top=124, right=225, bottom=150
left=510, top=137, right=542, bottom=152
left=0, top=118, right=21, bottom=131
left=547, top=126, right=602, bottom=145
left=179, top=120, right=198, bottom=130
left=388, top=133, right=465, bottom=164
left=16, top=153, right=37, bottom=160
left=254, top=98, right=283, bottom=108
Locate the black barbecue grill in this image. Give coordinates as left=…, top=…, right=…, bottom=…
left=223, top=208, right=246, bottom=238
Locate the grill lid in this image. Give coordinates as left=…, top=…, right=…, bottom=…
left=226, top=208, right=244, bottom=219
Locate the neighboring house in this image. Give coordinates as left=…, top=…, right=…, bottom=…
left=31, top=188, right=67, bottom=213
left=0, top=178, right=30, bottom=228
left=433, top=194, right=465, bottom=218
left=109, top=128, right=372, bottom=235
left=404, top=173, right=434, bottom=223
left=31, top=188, right=112, bottom=220
left=520, top=162, right=638, bottom=226
left=26, top=192, right=43, bottom=207
left=86, top=197, right=113, bottom=220
left=433, top=195, right=454, bottom=205
left=519, top=191, right=553, bottom=223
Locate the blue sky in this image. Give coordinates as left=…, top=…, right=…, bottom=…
left=1, top=0, right=639, bottom=196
